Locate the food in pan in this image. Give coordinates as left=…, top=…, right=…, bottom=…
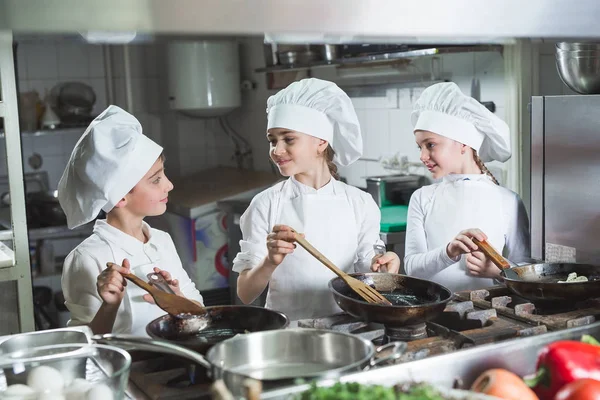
left=558, top=272, right=588, bottom=283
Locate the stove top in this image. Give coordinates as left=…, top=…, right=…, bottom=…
left=126, top=285, right=600, bottom=398
left=126, top=352, right=212, bottom=400
left=297, top=285, right=599, bottom=362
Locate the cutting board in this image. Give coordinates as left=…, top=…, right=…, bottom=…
left=380, top=205, right=409, bottom=232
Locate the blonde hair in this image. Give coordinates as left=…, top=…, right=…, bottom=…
left=324, top=146, right=339, bottom=180
left=473, top=149, right=499, bottom=185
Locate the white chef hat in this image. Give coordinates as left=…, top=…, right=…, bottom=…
left=266, top=78, right=362, bottom=166
left=411, top=82, right=511, bottom=162
left=58, top=105, right=163, bottom=229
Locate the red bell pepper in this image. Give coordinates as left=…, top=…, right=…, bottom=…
left=526, top=338, right=600, bottom=400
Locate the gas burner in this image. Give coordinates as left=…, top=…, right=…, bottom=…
left=127, top=353, right=212, bottom=400
left=384, top=323, right=428, bottom=342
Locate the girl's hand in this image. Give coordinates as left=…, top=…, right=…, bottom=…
left=371, top=251, right=401, bottom=273
left=265, top=225, right=303, bottom=267
left=466, top=251, right=501, bottom=279
left=446, top=229, right=488, bottom=260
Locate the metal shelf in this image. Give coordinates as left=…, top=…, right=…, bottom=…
left=0, top=125, right=87, bottom=138
left=255, top=45, right=503, bottom=73
left=0, top=30, right=35, bottom=333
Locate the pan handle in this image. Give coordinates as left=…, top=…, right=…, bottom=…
left=471, top=238, right=512, bottom=270
left=365, top=342, right=407, bottom=370
left=91, top=334, right=212, bottom=370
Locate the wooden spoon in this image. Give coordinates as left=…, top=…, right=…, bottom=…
left=291, top=229, right=392, bottom=305
left=123, top=272, right=206, bottom=316
left=472, top=238, right=520, bottom=280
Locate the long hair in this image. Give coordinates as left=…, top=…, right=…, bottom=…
left=324, top=146, right=339, bottom=180
left=473, top=149, right=499, bottom=185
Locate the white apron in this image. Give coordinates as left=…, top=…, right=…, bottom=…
left=424, top=176, right=508, bottom=292
left=266, top=183, right=359, bottom=321
left=126, top=261, right=167, bottom=336
left=101, top=238, right=165, bottom=336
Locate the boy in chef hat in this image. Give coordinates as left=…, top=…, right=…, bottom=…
left=232, top=78, right=400, bottom=322
left=404, top=82, right=530, bottom=292
left=58, top=105, right=203, bottom=335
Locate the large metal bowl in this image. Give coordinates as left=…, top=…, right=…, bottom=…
left=555, top=52, right=600, bottom=94
left=0, top=343, right=131, bottom=400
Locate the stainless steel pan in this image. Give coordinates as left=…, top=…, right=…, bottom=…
left=96, top=329, right=405, bottom=397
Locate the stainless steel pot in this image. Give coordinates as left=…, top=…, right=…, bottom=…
left=95, top=328, right=406, bottom=397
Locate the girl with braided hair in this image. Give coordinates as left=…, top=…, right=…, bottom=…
left=404, top=82, right=530, bottom=292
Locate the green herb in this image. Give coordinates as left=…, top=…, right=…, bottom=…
left=298, top=382, right=396, bottom=400
left=297, top=382, right=449, bottom=400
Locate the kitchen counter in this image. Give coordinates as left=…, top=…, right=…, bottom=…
left=167, top=167, right=281, bottom=219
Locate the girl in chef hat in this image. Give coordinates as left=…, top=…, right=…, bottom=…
left=58, top=105, right=203, bottom=335
left=404, top=82, right=530, bottom=292
left=232, top=78, right=400, bottom=322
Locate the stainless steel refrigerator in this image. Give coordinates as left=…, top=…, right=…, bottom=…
left=530, top=95, right=600, bottom=264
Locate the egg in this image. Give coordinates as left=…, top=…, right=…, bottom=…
left=64, top=378, right=92, bottom=400
left=85, top=384, right=113, bottom=400
left=26, top=365, right=64, bottom=393
left=2, top=383, right=36, bottom=399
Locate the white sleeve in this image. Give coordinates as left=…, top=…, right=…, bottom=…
left=354, top=192, right=383, bottom=272
left=403, top=189, right=457, bottom=278
left=61, top=249, right=103, bottom=327
left=504, top=194, right=531, bottom=262
left=232, top=193, right=271, bottom=273
left=164, top=233, right=204, bottom=304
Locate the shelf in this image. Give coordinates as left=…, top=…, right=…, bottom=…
left=255, top=45, right=503, bottom=73
left=0, top=223, right=93, bottom=242
left=0, top=126, right=87, bottom=138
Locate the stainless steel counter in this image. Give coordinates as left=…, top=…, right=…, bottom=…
left=262, top=321, right=600, bottom=399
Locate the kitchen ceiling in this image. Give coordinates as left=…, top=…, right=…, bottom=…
left=1, top=0, right=600, bottom=40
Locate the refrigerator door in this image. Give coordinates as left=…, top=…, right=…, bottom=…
left=536, top=95, right=600, bottom=263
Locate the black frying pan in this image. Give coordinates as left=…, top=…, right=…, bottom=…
left=146, top=305, right=289, bottom=354
left=499, top=263, right=600, bottom=302
left=328, top=273, right=453, bottom=327
left=474, top=238, right=600, bottom=302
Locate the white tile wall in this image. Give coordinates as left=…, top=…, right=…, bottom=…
left=13, top=40, right=166, bottom=194
left=341, top=51, right=508, bottom=188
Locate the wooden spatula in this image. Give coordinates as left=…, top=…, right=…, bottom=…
left=472, top=238, right=520, bottom=280
left=291, top=229, right=392, bottom=306
left=122, top=271, right=206, bottom=316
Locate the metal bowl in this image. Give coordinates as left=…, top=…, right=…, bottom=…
left=555, top=52, right=600, bottom=94
left=0, top=343, right=131, bottom=400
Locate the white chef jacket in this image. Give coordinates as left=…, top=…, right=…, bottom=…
left=62, top=220, right=203, bottom=336
left=233, top=177, right=383, bottom=321
left=404, top=174, right=530, bottom=292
